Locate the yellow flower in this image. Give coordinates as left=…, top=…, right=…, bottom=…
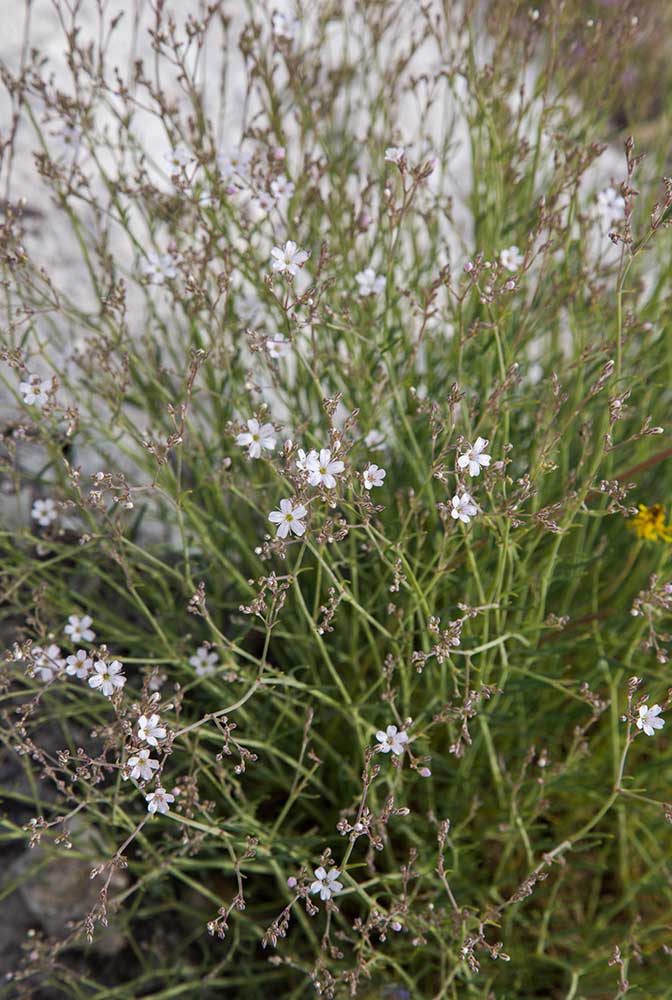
left=630, top=504, right=672, bottom=542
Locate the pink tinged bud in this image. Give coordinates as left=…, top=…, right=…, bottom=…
left=287, top=876, right=297, bottom=888
left=273, top=147, right=286, bottom=160
left=391, top=921, right=403, bottom=932
left=225, top=185, right=237, bottom=196
left=419, top=767, right=432, bottom=777
left=464, top=261, right=474, bottom=272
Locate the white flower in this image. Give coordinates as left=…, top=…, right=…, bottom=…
left=126, top=748, right=159, bottom=782
left=236, top=418, right=276, bottom=459
left=137, top=713, right=167, bottom=747
left=457, top=437, right=491, bottom=477
left=451, top=492, right=478, bottom=524
left=146, top=786, right=175, bottom=815
left=266, top=333, right=291, bottom=359
left=310, top=866, right=343, bottom=901
left=596, top=186, right=625, bottom=223
left=65, top=649, right=93, bottom=679
left=164, top=146, right=194, bottom=172
left=363, top=464, right=386, bottom=489
left=88, top=659, right=126, bottom=697
left=364, top=429, right=385, bottom=451
left=269, top=499, right=308, bottom=539
left=296, top=448, right=318, bottom=472
left=500, top=246, right=524, bottom=272
left=272, top=10, right=299, bottom=40
left=31, top=498, right=58, bottom=527
left=385, top=146, right=405, bottom=164
left=33, top=644, right=65, bottom=683
left=375, top=724, right=409, bottom=756
left=270, top=240, right=309, bottom=275
left=270, top=174, right=295, bottom=200
left=19, top=374, right=53, bottom=408
left=140, top=251, right=181, bottom=284
left=636, top=703, right=665, bottom=737
left=189, top=645, right=219, bottom=677
left=254, top=191, right=276, bottom=214
left=64, top=614, right=95, bottom=643
left=307, top=449, right=345, bottom=489
left=217, top=147, right=251, bottom=180
left=355, top=267, right=386, bottom=297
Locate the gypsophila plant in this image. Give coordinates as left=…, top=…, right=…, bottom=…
left=1, top=0, right=672, bottom=997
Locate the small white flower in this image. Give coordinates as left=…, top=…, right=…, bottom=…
left=355, top=267, right=386, bottom=297
left=65, top=649, right=93, bottom=679
left=451, top=492, right=478, bottom=524
left=254, top=191, right=276, bottom=214
left=296, top=448, right=318, bottom=472
left=307, top=449, right=345, bottom=489
left=88, top=659, right=126, bottom=697
left=189, top=645, right=219, bottom=677
left=270, top=240, right=309, bottom=275
left=310, top=866, right=343, bottom=901
left=146, top=786, right=175, bottom=815
left=164, top=146, right=194, bottom=172
left=363, top=464, right=386, bottom=489
left=236, top=418, right=276, bottom=459
left=385, top=146, right=405, bottom=164
left=364, top=429, right=385, bottom=451
left=269, top=499, right=307, bottom=539
left=217, top=147, right=251, bottom=180
left=64, top=614, right=95, bottom=643
left=376, top=724, right=409, bottom=756
left=137, top=713, right=167, bottom=747
left=272, top=10, right=299, bottom=40
left=140, top=251, right=181, bottom=284
left=596, top=186, right=625, bottom=223
left=636, top=703, right=665, bottom=737
left=500, top=246, right=524, bottom=272
left=31, top=498, right=58, bottom=527
left=126, top=748, right=160, bottom=782
left=19, top=374, right=53, bottom=408
left=33, top=644, right=65, bottom=683
left=270, top=174, right=295, bottom=200
left=266, top=333, right=291, bottom=359
left=457, top=437, right=491, bottom=477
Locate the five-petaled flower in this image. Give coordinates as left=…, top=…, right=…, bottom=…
left=457, top=437, right=491, bottom=477
left=355, top=267, right=386, bottom=297
left=146, top=787, right=175, bottom=815
left=236, top=418, right=276, bottom=459
left=307, top=449, right=345, bottom=489
left=65, top=615, right=95, bottom=643
left=20, top=374, right=53, bottom=408
left=189, top=645, right=219, bottom=677
left=451, top=492, right=478, bottom=524
left=636, top=703, right=665, bottom=737
left=310, top=866, right=343, bottom=901
left=140, top=251, right=181, bottom=284
left=376, top=724, right=409, bottom=756
left=137, top=713, right=167, bottom=747
left=296, top=448, right=318, bottom=472
left=66, top=649, right=93, bottom=679
left=33, top=645, right=65, bottom=683
left=266, top=333, right=291, bottom=359
left=127, top=748, right=160, bottom=782
left=363, top=464, right=386, bottom=489
left=32, top=498, right=58, bottom=527
left=217, top=148, right=251, bottom=180
left=385, top=146, right=405, bottom=164
left=164, top=146, right=194, bottom=172
left=88, top=660, right=126, bottom=697
left=269, top=499, right=307, bottom=539
left=500, top=246, right=524, bottom=272
left=270, top=174, right=295, bottom=201
left=270, top=240, right=309, bottom=275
